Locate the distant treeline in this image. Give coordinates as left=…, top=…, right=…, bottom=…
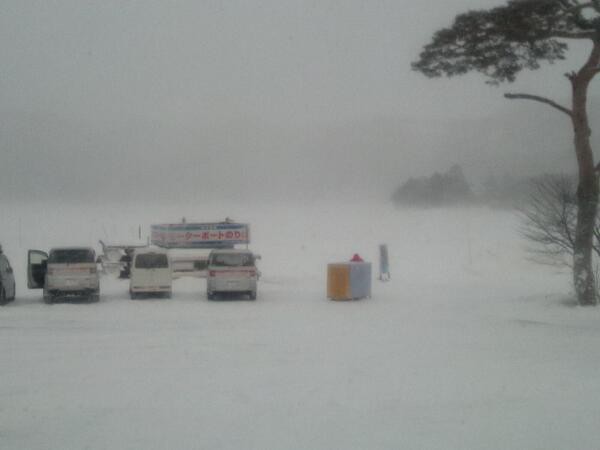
left=392, top=166, right=574, bottom=208
left=392, top=164, right=472, bottom=206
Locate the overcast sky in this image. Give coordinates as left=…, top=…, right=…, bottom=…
left=1, top=0, right=598, bottom=203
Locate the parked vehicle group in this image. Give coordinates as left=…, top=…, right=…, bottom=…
left=0, top=243, right=260, bottom=305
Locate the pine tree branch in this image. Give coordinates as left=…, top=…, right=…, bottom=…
left=550, top=30, right=597, bottom=39
left=504, top=93, right=573, bottom=117
left=559, top=1, right=593, bottom=15
left=578, top=39, right=600, bottom=80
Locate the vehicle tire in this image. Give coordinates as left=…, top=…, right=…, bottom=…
left=249, top=290, right=257, bottom=300
left=207, top=291, right=214, bottom=300
left=130, top=292, right=137, bottom=300
left=43, top=292, right=53, bottom=305
left=89, top=292, right=100, bottom=303
left=0, top=286, right=7, bottom=305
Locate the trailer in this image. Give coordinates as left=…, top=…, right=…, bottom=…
left=170, top=253, right=209, bottom=279
left=97, top=240, right=147, bottom=277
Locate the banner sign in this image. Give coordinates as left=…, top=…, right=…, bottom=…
left=151, top=222, right=250, bottom=249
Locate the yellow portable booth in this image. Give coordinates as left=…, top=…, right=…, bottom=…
left=327, top=262, right=371, bottom=300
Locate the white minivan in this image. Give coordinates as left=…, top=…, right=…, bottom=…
left=206, top=249, right=258, bottom=300
left=28, top=247, right=100, bottom=303
left=129, top=248, right=172, bottom=299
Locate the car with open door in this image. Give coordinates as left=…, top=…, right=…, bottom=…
left=28, top=247, right=100, bottom=303
left=0, top=248, right=16, bottom=305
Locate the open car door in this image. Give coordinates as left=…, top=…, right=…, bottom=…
left=28, top=250, right=48, bottom=289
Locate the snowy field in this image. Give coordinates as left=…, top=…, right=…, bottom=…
left=1, top=201, right=599, bottom=449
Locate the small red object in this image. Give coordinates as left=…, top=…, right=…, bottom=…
left=350, top=253, right=364, bottom=262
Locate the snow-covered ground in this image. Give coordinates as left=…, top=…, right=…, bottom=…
left=1, top=201, right=599, bottom=449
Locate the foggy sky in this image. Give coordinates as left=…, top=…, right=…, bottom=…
left=1, top=0, right=598, bottom=203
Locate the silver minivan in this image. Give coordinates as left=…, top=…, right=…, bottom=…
left=206, top=249, right=258, bottom=300
left=0, top=248, right=16, bottom=305
left=28, top=247, right=100, bottom=303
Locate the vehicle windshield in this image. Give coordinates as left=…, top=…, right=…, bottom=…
left=48, top=249, right=95, bottom=264
left=210, top=253, right=254, bottom=267
left=135, top=253, right=169, bottom=269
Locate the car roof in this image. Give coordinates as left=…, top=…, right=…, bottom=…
left=49, top=247, right=95, bottom=252
left=134, top=247, right=168, bottom=255
left=209, top=248, right=253, bottom=254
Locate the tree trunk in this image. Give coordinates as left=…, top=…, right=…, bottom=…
left=571, top=42, right=600, bottom=306
left=573, top=170, right=598, bottom=305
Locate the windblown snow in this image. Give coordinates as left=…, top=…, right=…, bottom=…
left=1, top=201, right=599, bottom=450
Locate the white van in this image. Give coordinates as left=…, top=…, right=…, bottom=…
left=129, top=248, right=172, bottom=299
left=206, top=249, right=258, bottom=300
left=28, top=247, right=100, bottom=303
left=0, top=248, right=16, bottom=305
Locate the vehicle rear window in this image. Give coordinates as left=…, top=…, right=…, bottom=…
left=135, top=253, right=169, bottom=269
left=48, top=249, right=95, bottom=264
left=210, top=253, right=254, bottom=267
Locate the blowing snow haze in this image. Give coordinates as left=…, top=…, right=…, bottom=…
left=1, top=0, right=598, bottom=203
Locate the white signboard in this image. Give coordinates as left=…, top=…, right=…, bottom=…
left=151, top=222, right=250, bottom=249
